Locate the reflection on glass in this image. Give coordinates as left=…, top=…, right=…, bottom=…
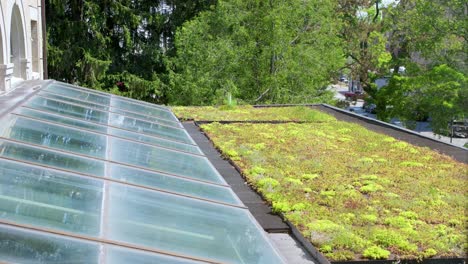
left=109, top=128, right=202, bottom=155
left=45, top=84, right=111, bottom=105
left=26, top=97, right=109, bottom=124
left=107, top=184, right=284, bottom=264
left=0, top=82, right=284, bottom=264
left=110, top=165, right=240, bottom=205
left=109, top=114, right=194, bottom=144
left=111, top=108, right=182, bottom=128
left=38, top=92, right=110, bottom=111
left=0, top=159, right=102, bottom=236
left=110, top=138, right=223, bottom=184
left=15, top=108, right=108, bottom=133
left=14, top=108, right=201, bottom=155
left=0, top=224, right=99, bottom=264
left=0, top=140, right=105, bottom=177
left=1, top=116, right=107, bottom=158
left=107, top=245, right=203, bottom=264
left=110, top=98, right=176, bottom=121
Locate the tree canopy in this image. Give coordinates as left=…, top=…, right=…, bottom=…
left=46, top=0, right=467, bottom=131
left=46, top=0, right=215, bottom=103
left=373, top=0, right=467, bottom=132
left=168, top=0, right=344, bottom=105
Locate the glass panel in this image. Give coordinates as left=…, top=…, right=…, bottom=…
left=110, top=95, right=171, bottom=111
left=109, top=128, right=203, bottom=155
left=110, top=164, right=240, bottom=205
left=14, top=108, right=202, bottom=155
left=50, top=82, right=170, bottom=114
left=111, top=107, right=182, bottom=128
left=26, top=97, right=109, bottom=124
left=0, top=116, right=107, bottom=158
left=109, top=113, right=194, bottom=144
left=0, top=159, right=102, bottom=236
left=107, top=184, right=284, bottom=264
left=110, top=138, right=223, bottom=184
left=110, top=98, right=176, bottom=121
left=0, top=140, right=105, bottom=177
left=38, top=92, right=110, bottom=111
left=106, top=245, right=203, bottom=264
left=45, top=83, right=111, bottom=105
left=15, top=108, right=108, bottom=133
left=0, top=224, right=99, bottom=264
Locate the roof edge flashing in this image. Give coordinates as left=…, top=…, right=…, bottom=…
left=0, top=79, right=53, bottom=119
left=320, top=103, right=468, bottom=151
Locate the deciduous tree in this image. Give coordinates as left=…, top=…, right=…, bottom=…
left=169, top=0, right=344, bottom=105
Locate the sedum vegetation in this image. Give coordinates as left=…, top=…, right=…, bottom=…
left=183, top=107, right=468, bottom=261
left=172, top=106, right=335, bottom=122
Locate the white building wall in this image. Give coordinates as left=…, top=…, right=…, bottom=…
left=0, top=0, right=43, bottom=94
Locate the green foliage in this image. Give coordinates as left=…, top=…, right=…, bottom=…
left=302, top=173, right=319, bottom=180
left=169, top=0, right=344, bottom=105
left=225, top=149, right=240, bottom=160
left=361, top=214, right=378, bottom=224
left=320, top=245, right=333, bottom=253
left=423, top=248, right=437, bottom=258
left=374, top=0, right=467, bottom=129
left=336, top=0, right=389, bottom=95
left=46, top=0, right=215, bottom=103
left=360, top=183, right=383, bottom=194
left=384, top=216, right=413, bottom=229
left=308, top=220, right=343, bottom=233
left=400, top=211, right=418, bottom=220
left=200, top=110, right=467, bottom=260
left=363, top=246, right=390, bottom=260
left=373, top=229, right=418, bottom=252
left=286, top=178, right=303, bottom=185
left=104, top=72, right=161, bottom=102
left=46, top=0, right=466, bottom=111
left=257, top=178, right=279, bottom=189
left=320, top=190, right=336, bottom=198
left=386, top=0, right=466, bottom=73
left=292, top=203, right=307, bottom=211
left=327, top=250, right=355, bottom=261
left=172, top=106, right=336, bottom=122
left=376, top=65, right=467, bottom=133
left=400, top=161, right=424, bottom=167
left=249, top=166, right=267, bottom=176
left=272, top=201, right=292, bottom=213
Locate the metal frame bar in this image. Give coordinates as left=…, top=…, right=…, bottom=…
left=0, top=220, right=222, bottom=264
left=10, top=112, right=205, bottom=157
left=20, top=105, right=199, bottom=146
left=0, top=156, right=245, bottom=209
left=0, top=81, right=281, bottom=263
left=0, top=137, right=228, bottom=187
left=34, top=93, right=196, bottom=145
left=39, top=89, right=182, bottom=127
left=41, top=0, right=48, bottom=79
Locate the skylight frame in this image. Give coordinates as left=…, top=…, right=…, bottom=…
left=0, top=80, right=286, bottom=264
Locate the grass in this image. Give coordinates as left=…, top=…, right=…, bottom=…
left=173, top=106, right=467, bottom=261
left=171, top=105, right=335, bottom=122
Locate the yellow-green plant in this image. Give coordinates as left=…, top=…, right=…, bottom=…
left=200, top=112, right=467, bottom=261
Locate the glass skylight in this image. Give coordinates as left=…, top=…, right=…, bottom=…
left=0, top=81, right=285, bottom=264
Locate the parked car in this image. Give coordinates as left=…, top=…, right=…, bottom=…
left=339, top=75, right=348, bottom=83
left=344, top=91, right=365, bottom=101
left=391, top=119, right=404, bottom=128
left=364, top=103, right=376, bottom=114
left=450, top=119, right=468, bottom=138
